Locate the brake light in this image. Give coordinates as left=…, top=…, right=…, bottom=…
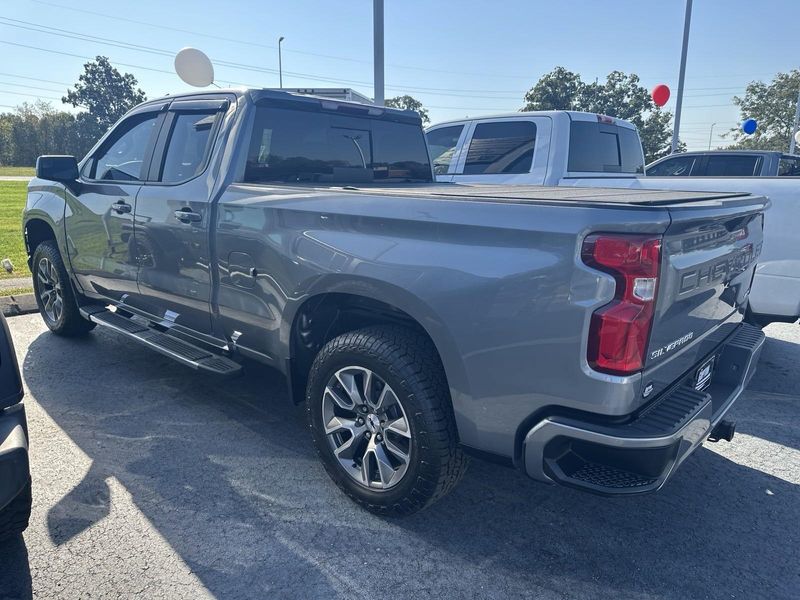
left=582, top=234, right=662, bottom=375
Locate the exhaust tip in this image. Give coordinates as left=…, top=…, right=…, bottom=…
left=708, top=420, right=736, bottom=443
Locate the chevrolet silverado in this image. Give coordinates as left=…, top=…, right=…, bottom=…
left=25, top=90, right=766, bottom=514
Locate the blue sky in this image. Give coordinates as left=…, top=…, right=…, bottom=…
left=1, top=0, right=798, bottom=151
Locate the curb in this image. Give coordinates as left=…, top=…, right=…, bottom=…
left=0, top=294, right=39, bottom=317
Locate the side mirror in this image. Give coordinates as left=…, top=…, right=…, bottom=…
left=36, top=155, right=79, bottom=182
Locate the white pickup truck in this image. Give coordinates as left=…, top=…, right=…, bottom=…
left=426, top=112, right=799, bottom=325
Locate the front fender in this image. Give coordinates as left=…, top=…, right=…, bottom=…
left=23, top=179, right=69, bottom=264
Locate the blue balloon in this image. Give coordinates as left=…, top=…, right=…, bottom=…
left=742, top=118, right=757, bottom=135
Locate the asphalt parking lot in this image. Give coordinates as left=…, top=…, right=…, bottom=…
left=0, top=314, right=797, bottom=600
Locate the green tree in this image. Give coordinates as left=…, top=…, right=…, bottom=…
left=522, top=67, right=680, bottom=163
left=729, top=70, right=800, bottom=151
left=0, top=115, right=15, bottom=165
left=63, top=55, right=147, bottom=149
left=522, top=66, right=583, bottom=111
left=578, top=71, right=676, bottom=162
left=0, top=102, right=80, bottom=166
left=385, top=95, right=430, bottom=124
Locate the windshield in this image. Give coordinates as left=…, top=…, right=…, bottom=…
left=244, top=105, right=432, bottom=184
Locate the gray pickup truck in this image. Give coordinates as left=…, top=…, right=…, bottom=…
left=24, top=89, right=767, bottom=515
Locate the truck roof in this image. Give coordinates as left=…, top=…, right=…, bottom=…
left=657, top=149, right=800, bottom=159
left=428, top=111, right=638, bottom=130
left=134, top=87, right=421, bottom=122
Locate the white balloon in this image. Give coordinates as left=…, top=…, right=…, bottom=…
left=174, top=47, right=214, bottom=87
left=794, top=130, right=800, bottom=146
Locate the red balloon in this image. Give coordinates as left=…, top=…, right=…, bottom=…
left=651, top=84, right=670, bottom=107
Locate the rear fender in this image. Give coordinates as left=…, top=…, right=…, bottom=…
left=281, top=274, right=472, bottom=427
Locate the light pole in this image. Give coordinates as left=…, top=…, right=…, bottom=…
left=373, top=0, right=384, bottom=106
left=671, top=0, right=693, bottom=153
left=790, top=89, right=800, bottom=154
left=278, top=36, right=284, bottom=88
left=707, top=122, right=717, bottom=150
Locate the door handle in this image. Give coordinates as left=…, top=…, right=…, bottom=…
left=174, top=208, right=202, bottom=223
left=111, top=201, right=132, bottom=214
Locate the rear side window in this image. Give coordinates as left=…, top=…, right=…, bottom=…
left=646, top=155, right=697, bottom=176
left=703, top=155, right=761, bottom=176
left=159, top=111, right=219, bottom=183
left=462, top=121, right=536, bottom=175
left=778, top=156, right=800, bottom=176
left=244, top=106, right=431, bottom=184
left=425, top=125, right=463, bottom=174
left=568, top=121, right=644, bottom=174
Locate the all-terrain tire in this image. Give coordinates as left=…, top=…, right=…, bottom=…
left=306, top=325, right=468, bottom=516
left=31, top=240, right=95, bottom=336
left=0, top=481, right=31, bottom=541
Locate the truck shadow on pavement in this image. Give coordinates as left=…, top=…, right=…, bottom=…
left=0, top=536, right=31, bottom=600
left=10, top=326, right=800, bottom=599
left=735, top=333, right=800, bottom=451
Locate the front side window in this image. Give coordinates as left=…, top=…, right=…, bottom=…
left=703, top=155, right=761, bottom=176
left=778, top=156, right=800, bottom=176
left=462, top=121, right=536, bottom=175
left=244, top=106, right=431, bottom=184
left=425, top=125, right=464, bottom=174
left=646, top=155, right=697, bottom=176
left=91, top=113, right=160, bottom=181
left=160, top=111, right=219, bottom=183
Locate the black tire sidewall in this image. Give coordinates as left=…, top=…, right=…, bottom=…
left=307, top=342, right=437, bottom=510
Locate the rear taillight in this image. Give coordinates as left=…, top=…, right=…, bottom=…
left=582, top=234, right=662, bottom=375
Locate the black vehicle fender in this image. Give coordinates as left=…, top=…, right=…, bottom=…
left=23, top=181, right=70, bottom=270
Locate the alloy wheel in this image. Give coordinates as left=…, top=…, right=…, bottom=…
left=321, top=366, right=412, bottom=490
left=37, top=257, right=64, bottom=324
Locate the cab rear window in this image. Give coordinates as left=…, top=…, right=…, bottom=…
left=244, top=105, right=432, bottom=184
left=568, top=121, right=644, bottom=174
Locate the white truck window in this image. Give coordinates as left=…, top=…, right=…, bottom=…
left=646, top=155, right=697, bottom=176
left=426, top=125, right=464, bottom=175
left=463, top=121, right=536, bottom=175
left=568, top=121, right=644, bottom=174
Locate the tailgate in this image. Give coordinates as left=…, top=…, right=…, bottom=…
left=646, top=195, right=767, bottom=369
